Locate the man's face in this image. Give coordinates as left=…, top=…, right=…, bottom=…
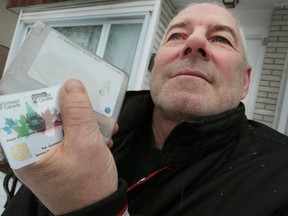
left=150, top=3, right=251, bottom=120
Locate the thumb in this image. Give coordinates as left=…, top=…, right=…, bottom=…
left=61, top=79, right=101, bottom=139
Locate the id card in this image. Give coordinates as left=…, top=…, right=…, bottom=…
left=0, top=86, right=62, bottom=169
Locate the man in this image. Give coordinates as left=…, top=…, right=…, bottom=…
left=3, top=2, right=288, bottom=216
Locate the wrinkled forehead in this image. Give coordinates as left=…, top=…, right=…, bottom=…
left=169, top=3, right=241, bottom=36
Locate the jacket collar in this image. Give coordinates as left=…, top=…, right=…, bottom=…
left=116, top=91, right=248, bottom=169
left=157, top=103, right=248, bottom=169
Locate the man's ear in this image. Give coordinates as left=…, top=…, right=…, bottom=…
left=241, top=66, right=252, bottom=99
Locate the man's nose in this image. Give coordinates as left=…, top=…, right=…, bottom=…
left=182, top=31, right=210, bottom=60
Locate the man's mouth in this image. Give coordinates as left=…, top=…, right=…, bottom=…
left=172, top=69, right=211, bottom=83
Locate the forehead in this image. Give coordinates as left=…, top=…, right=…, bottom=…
left=169, top=3, right=240, bottom=34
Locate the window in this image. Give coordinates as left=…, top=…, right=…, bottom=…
left=103, top=22, right=142, bottom=74
left=5, top=5, right=150, bottom=89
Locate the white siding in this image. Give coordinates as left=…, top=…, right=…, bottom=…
left=143, top=0, right=176, bottom=89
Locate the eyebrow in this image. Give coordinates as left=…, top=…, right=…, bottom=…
left=165, top=21, right=190, bottom=36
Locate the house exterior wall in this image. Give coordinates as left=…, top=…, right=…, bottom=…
left=0, top=0, right=18, bottom=48
left=253, top=4, right=288, bottom=128
left=0, top=0, right=18, bottom=78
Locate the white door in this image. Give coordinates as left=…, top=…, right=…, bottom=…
left=241, top=35, right=266, bottom=119
left=277, top=54, right=288, bottom=135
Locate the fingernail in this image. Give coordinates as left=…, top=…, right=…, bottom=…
left=64, top=79, right=85, bottom=94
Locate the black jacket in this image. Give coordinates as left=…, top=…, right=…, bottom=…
left=3, top=91, right=288, bottom=216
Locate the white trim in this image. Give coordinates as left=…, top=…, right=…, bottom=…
left=97, top=22, right=110, bottom=57
left=20, top=9, right=154, bottom=22
left=128, top=13, right=151, bottom=89
left=18, top=1, right=156, bottom=18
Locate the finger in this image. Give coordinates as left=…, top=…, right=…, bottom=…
left=113, top=123, right=119, bottom=136
left=107, top=139, right=114, bottom=149
left=106, top=123, right=119, bottom=148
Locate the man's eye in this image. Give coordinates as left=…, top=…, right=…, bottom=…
left=168, top=33, right=184, bottom=41
left=213, top=36, right=231, bottom=45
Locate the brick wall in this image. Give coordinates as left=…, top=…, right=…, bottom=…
left=6, top=0, right=67, bottom=8
left=253, top=4, right=288, bottom=128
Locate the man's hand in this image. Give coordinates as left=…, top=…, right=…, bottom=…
left=14, top=79, right=118, bottom=215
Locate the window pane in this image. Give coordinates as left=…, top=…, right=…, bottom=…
left=54, top=25, right=102, bottom=54
left=104, top=23, right=142, bottom=74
